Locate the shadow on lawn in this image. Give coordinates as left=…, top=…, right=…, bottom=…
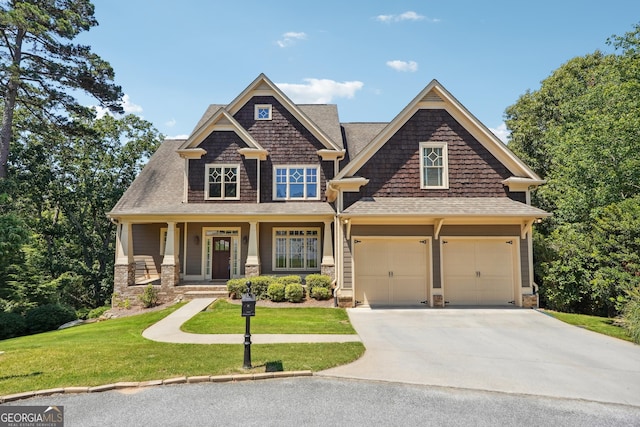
left=264, top=361, right=284, bottom=372
left=0, top=371, right=43, bottom=382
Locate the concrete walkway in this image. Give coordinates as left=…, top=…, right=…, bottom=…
left=142, top=298, right=361, bottom=344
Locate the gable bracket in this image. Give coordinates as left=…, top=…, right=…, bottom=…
left=521, top=219, right=534, bottom=239
left=434, top=218, right=445, bottom=240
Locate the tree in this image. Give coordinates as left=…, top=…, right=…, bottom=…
left=10, top=113, right=161, bottom=307
left=0, top=0, right=123, bottom=179
left=505, top=23, right=640, bottom=316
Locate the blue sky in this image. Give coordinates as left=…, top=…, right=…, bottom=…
left=80, top=0, right=640, bottom=142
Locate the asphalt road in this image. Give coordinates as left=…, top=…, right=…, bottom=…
left=5, top=377, right=640, bottom=427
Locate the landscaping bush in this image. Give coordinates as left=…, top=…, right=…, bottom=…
left=305, top=274, right=332, bottom=293
left=227, top=276, right=275, bottom=300
left=25, top=304, right=77, bottom=334
left=249, top=276, right=276, bottom=300
left=88, top=305, right=110, bottom=319
left=139, top=284, right=159, bottom=308
left=277, top=275, right=302, bottom=285
left=267, top=283, right=286, bottom=302
left=0, top=312, right=27, bottom=339
left=623, top=288, right=640, bottom=344
left=311, top=286, right=332, bottom=301
left=227, top=279, right=246, bottom=299
left=285, top=283, right=304, bottom=303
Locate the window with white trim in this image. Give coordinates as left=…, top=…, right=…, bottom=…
left=254, top=104, right=272, bottom=120
left=205, top=164, right=239, bottom=200
left=273, top=228, right=320, bottom=270
left=420, top=142, right=449, bottom=189
left=274, top=166, right=319, bottom=200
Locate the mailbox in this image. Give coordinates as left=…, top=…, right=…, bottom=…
left=241, top=281, right=256, bottom=317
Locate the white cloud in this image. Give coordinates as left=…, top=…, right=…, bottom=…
left=165, top=118, right=177, bottom=128
left=167, top=134, right=189, bottom=140
left=122, top=94, right=143, bottom=114
left=490, top=122, right=511, bottom=144
left=277, top=32, right=307, bottom=48
left=92, top=93, right=143, bottom=119
left=386, top=60, right=418, bottom=72
left=277, top=78, right=364, bottom=103
left=375, top=11, right=439, bottom=23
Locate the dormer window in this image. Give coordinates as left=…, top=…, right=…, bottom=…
left=420, top=142, right=449, bottom=189
left=255, top=104, right=272, bottom=120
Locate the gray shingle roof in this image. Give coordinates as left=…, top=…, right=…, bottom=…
left=110, top=139, right=185, bottom=215
left=108, top=138, right=335, bottom=217
left=341, top=197, right=550, bottom=218
left=341, top=122, right=388, bottom=158
left=298, top=104, right=343, bottom=149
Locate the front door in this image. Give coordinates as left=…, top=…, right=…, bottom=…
left=212, top=237, right=231, bottom=280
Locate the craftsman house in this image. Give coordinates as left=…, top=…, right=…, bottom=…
left=108, top=74, right=549, bottom=308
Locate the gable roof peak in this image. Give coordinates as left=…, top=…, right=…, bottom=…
left=334, top=78, right=542, bottom=181
left=224, top=73, right=342, bottom=151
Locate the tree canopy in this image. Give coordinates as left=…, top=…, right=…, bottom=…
left=0, top=0, right=123, bottom=178
left=505, top=23, right=640, bottom=317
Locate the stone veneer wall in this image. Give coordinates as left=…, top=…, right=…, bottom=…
left=522, top=294, right=538, bottom=309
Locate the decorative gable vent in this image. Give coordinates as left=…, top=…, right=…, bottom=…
left=423, top=92, right=444, bottom=103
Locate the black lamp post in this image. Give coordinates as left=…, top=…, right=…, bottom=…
left=241, top=281, right=256, bottom=369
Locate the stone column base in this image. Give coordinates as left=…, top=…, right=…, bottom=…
left=522, top=294, right=538, bottom=308
left=321, top=264, right=335, bottom=280
left=161, top=264, right=179, bottom=289
left=245, top=264, right=260, bottom=277
left=114, top=263, right=135, bottom=293
left=432, top=294, right=445, bottom=308
left=337, top=296, right=354, bottom=308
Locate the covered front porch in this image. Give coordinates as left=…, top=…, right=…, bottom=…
left=112, top=212, right=336, bottom=306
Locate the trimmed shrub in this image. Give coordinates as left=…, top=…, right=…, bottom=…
left=305, top=274, right=332, bottom=296
left=88, top=305, right=111, bottom=319
left=25, top=304, right=77, bottom=334
left=139, top=284, right=159, bottom=308
left=227, top=276, right=276, bottom=300
left=311, top=286, right=332, bottom=301
left=277, top=275, right=302, bottom=285
left=227, top=279, right=246, bottom=299
left=249, top=276, right=276, bottom=300
left=267, top=283, right=286, bottom=302
left=285, top=283, right=304, bottom=303
left=0, top=312, right=27, bottom=339
left=305, top=274, right=332, bottom=288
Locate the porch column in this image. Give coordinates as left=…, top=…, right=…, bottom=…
left=321, top=220, right=335, bottom=279
left=113, top=222, right=135, bottom=303
left=245, top=221, right=260, bottom=277
left=161, top=221, right=180, bottom=288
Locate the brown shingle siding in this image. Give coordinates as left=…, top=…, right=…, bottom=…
left=235, top=96, right=331, bottom=203
left=187, top=132, right=257, bottom=203
left=353, top=109, right=511, bottom=199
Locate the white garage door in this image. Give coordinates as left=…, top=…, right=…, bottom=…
left=442, top=239, right=515, bottom=306
left=354, top=238, right=429, bottom=306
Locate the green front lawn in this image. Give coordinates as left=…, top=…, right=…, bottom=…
left=0, top=303, right=364, bottom=396
left=543, top=310, right=633, bottom=342
left=181, top=300, right=356, bottom=334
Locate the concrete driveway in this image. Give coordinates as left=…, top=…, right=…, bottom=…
left=319, top=308, right=640, bottom=407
